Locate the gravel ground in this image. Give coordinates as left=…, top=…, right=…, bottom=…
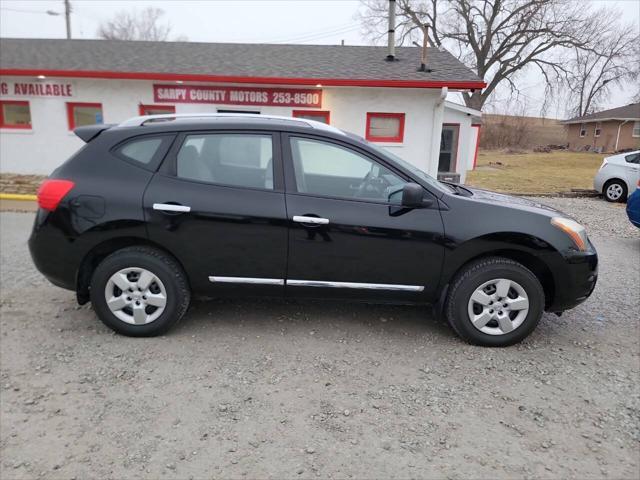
left=1, top=198, right=639, bottom=480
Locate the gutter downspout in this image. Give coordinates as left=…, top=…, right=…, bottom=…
left=427, top=87, right=448, bottom=178
left=615, top=120, right=629, bottom=152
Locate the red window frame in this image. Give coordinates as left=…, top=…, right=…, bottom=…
left=0, top=100, right=31, bottom=129
left=365, top=112, right=405, bottom=143
left=292, top=110, right=330, bottom=124
left=66, top=102, right=103, bottom=130
left=138, top=104, right=176, bottom=116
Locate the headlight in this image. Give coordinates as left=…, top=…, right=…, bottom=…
left=551, top=217, right=588, bottom=251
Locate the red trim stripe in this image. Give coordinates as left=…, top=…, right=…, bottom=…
left=0, top=69, right=486, bottom=90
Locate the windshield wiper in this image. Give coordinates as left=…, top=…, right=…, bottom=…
left=442, top=182, right=473, bottom=197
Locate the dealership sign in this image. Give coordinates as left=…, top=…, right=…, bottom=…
left=153, top=84, right=322, bottom=107
left=0, top=81, right=73, bottom=97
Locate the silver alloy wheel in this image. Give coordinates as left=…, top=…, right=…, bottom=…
left=104, top=267, right=167, bottom=325
left=606, top=183, right=624, bottom=200
left=467, top=278, right=530, bottom=336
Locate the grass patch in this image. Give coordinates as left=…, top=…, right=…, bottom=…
left=466, top=150, right=603, bottom=194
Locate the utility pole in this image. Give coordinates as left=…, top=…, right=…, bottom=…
left=64, top=0, right=72, bottom=39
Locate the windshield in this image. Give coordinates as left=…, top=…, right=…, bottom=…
left=348, top=133, right=451, bottom=193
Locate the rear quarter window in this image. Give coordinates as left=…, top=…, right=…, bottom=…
left=113, top=134, right=175, bottom=170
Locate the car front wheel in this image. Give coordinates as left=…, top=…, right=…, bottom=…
left=603, top=179, right=627, bottom=202
left=445, top=257, right=545, bottom=347
left=90, top=246, right=190, bottom=336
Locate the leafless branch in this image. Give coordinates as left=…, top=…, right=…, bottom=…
left=358, top=0, right=633, bottom=113
left=97, top=7, right=183, bottom=42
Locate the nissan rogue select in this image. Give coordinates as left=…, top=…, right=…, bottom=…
left=29, top=114, right=598, bottom=347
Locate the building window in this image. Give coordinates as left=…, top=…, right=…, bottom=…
left=365, top=112, right=405, bottom=143
left=0, top=100, right=31, bottom=129
left=633, top=121, right=640, bottom=138
left=139, top=104, right=175, bottom=116
left=217, top=109, right=260, bottom=114
left=292, top=110, right=330, bottom=124
left=439, top=124, right=460, bottom=172
left=579, top=123, right=587, bottom=137
left=67, top=102, right=103, bottom=130
left=594, top=122, right=601, bottom=137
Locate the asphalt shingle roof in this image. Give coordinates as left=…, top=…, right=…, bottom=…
left=564, top=103, right=640, bottom=123
left=0, top=38, right=484, bottom=87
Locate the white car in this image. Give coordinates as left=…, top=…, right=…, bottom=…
left=594, top=150, right=640, bottom=202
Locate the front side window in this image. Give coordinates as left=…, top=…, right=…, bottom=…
left=67, top=102, right=103, bottom=129
left=290, top=137, right=406, bottom=202
left=625, top=152, right=639, bottom=164
left=633, top=121, right=640, bottom=138
left=579, top=123, right=587, bottom=137
left=0, top=101, right=31, bottom=129
left=176, top=134, right=274, bottom=190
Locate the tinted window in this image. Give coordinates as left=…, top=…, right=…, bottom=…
left=625, top=153, right=639, bottom=164
left=290, top=137, right=406, bottom=202
left=119, top=137, right=164, bottom=164
left=177, top=134, right=274, bottom=190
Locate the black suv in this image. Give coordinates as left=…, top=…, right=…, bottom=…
left=29, top=114, right=597, bottom=346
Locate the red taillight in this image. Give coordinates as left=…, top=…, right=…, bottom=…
left=37, top=179, right=75, bottom=211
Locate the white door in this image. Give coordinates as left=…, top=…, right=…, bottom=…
left=623, top=152, right=640, bottom=192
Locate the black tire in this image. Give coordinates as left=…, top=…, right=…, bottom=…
left=445, top=257, right=545, bottom=347
left=89, top=246, right=190, bottom=337
left=603, top=179, right=627, bottom=203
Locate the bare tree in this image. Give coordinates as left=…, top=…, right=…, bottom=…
left=564, top=10, right=639, bottom=117
left=97, top=7, right=180, bottom=41
left=359, top=0, right=599, bottom=111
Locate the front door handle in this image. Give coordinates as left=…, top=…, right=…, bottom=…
left=293, top=215, right=329, bottom=225
left=153, top=203, right=191, bottom=213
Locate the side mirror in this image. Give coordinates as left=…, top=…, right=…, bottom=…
left=401, top=182, right=427, bottom=208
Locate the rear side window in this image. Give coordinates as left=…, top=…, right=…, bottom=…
left=176, top=134, right=274, bottom=190
left=114, top=134, right=174, bottom=170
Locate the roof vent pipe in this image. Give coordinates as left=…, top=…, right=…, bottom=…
left=386, top=0, right=396, bottom=61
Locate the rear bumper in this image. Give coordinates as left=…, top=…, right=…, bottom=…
left=546, top=244, right=598, bottom=312
left=593, top=170, right=606, bottom=193
left=28, top=210, right=78, bottom=291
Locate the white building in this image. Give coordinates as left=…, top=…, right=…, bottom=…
left=0, top=39, right=483, bottom=181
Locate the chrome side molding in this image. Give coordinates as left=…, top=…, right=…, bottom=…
left=209, top=276, right=285, bottom=286
left=287, top=279, right=423, bottom=291
left=153, top=203, right=191, bottom=213
left=292, top=216, right=330, bottom=225
left=208, top=276, right=424, bottom=291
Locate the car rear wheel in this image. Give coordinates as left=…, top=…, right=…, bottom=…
left=603, top=179, right=627, bottom=202
left=445, top=257, right=545, bottom=347
left=90, top=246, right=190, bottom=336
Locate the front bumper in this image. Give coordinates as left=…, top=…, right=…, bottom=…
left=546, top=244, right=598, bottom=312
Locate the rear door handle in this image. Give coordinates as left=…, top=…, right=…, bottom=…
left=293, top=215, right=329, bottom=225
left=153, top=203, right=191, bottom=213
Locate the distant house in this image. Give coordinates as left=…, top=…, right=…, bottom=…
left=562, top=103, right=640, bottom=153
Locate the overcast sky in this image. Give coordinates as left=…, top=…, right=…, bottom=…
left=1, top=0, right=638, bottom=118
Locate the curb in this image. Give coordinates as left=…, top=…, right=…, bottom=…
left=0, top=193, right=37, bottom=201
